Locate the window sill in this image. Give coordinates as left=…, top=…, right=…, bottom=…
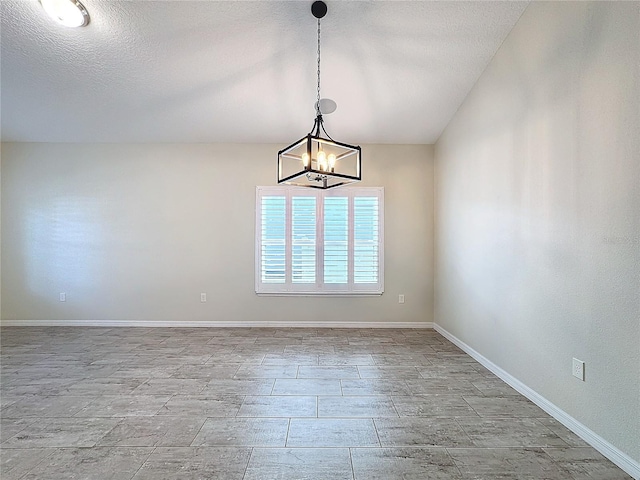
left=256, top=292, right=383, bottom=297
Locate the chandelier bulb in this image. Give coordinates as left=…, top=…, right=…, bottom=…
left=328, top=153, right=337, bottom=170
left=317, top=150, right=327, bottom=171
left=302, top=152, right=310, bottom=168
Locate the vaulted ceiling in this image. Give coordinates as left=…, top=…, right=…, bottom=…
left=1, top=1, right=528, bottom=144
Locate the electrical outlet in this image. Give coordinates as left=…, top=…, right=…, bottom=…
left=398, top=294, right=405, bottom=304
left=572, top=358, right=585, bottom=381
left=59, top=292, right=66, bottom=302
left=200, top=293, right=207, bottom=303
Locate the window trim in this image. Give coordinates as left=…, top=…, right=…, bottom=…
left=255, top=186, right=384, bottom=296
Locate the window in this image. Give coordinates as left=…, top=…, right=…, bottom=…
left=256, top=186, right=384, bottom=295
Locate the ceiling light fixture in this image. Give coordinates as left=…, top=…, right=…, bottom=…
left=39, top=0, right=90, bottom=28
left=278, top=1, right=361, bottom=189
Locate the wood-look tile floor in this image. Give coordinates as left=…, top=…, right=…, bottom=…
left=0, top=327, right=631, bottom=479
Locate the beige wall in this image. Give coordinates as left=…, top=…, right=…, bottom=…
left=0, top=145, right=3, bottom=319
left=1, top=142, right=434, bottom=324
left=435, top=1, right=639, bottom=464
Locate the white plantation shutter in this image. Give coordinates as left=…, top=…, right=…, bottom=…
left=260, top=195, right=286, bottom=284
left=354, top=197, right=379, bottom=284
left=291, top=196, right=316, bottom=283
left=323, top=197, right=349, bottom=284
left=256, top=186, right=383, bottom=295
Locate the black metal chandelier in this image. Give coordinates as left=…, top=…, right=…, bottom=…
left=277, top=1, right=361, bottom=189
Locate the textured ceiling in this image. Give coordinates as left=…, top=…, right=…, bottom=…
left=1, top=1, right=528, bottom=144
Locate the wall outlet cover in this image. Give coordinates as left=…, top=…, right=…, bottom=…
left=572, top=358, right=585, bottom=381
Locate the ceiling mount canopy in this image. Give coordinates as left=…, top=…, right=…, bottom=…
left=311, top=0, right=327, bottom=19
left=277, top=0, right=362, bottom=190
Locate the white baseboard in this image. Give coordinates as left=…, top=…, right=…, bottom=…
left=0, top=319, right=434, bottom=329
left=433, top=323, right=640, bottom=480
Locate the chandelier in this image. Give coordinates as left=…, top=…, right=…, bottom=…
left=277, top=1, right=361, bottom=189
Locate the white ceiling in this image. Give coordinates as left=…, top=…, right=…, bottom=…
left=1, top=1, right=528, bottom=144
